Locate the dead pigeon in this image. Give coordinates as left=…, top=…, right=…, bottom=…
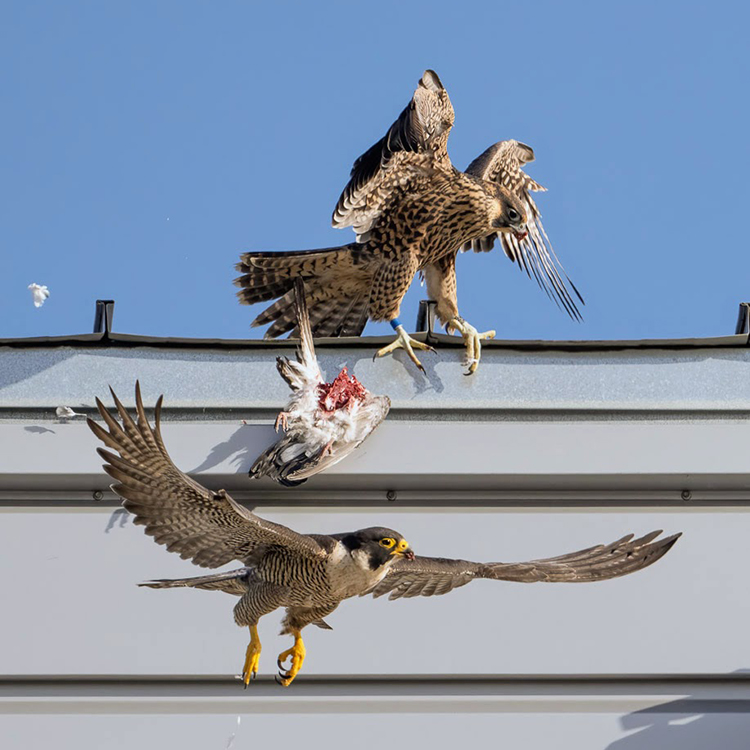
left=249, top=279, right=390, bottom=486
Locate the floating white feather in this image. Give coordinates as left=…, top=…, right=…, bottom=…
left=28, top=283, right=49, bottom=308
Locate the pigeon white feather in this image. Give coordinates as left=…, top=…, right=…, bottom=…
left=28, top=283, right=50, bottom=308
left=56, top=406, right=84, bottom=419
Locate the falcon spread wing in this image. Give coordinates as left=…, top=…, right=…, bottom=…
left=332, top=69, right=455, bottom=240
left=367, top=531, right=680, bottom=600
left=88, top=382, right=326, bottom=567
left=463, top=139, right=584, bottom=321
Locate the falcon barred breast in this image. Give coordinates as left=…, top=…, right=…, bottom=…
left=88, top=383, right=680, bottom=686
left=236, top=70, right=582, bottom=374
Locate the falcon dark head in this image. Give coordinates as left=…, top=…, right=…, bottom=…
left=491, top=185, right=528, bottom=240
left=339, top=526, right=415, bottom=570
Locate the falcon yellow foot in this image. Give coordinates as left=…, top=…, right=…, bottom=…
left=447, top=316, right=495, bottom=375
left=241, top=625, right=262, bottom=687
left=375, top=324, right=435, bottom=373
left=276, top=631, right=306, bottom=687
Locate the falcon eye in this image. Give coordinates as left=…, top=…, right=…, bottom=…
left=508, top=208, right=521, bottom=222
left=379, top=538, right=396, bottom=549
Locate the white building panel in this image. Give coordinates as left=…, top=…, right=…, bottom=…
left=3, top=334, right=750, bottom=749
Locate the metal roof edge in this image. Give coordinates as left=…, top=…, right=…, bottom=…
left=0, top=331, right=747, bottom=351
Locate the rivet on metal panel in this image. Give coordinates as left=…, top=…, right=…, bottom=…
left=386, top=490, right=397, bottom=502
left=92, top=490, right=104, bottom=501
left=681, top=490, right=692, bottom=501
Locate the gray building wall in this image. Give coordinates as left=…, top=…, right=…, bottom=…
left=2, top=336, right=750, bottom=749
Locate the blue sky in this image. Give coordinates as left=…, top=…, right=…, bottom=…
left=3, top=1, right=749, bottom=341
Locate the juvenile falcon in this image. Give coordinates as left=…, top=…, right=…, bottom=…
left=249, top=279, right=390, bottom=486
left=88, top=383, right=680, bottom=686
left=236, top=70, right=581, bottom=374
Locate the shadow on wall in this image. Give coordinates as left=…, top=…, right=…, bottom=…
left=606, top=670, right=750, bottom=750
left=24, top=425, right=56, bottom=435
left=105, top=509, right=130, bottom=533
left=189, top=425, right=278, bottom=475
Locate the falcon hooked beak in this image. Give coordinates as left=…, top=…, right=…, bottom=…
left=492, top=207, right=528, bottom=242
left=391, top=539, right=415, bottom=561
left=507, top=214, right=528, bottom=241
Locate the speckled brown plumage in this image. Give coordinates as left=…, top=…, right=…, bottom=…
left=332, top=69, right=455, bottom=239
left=234, top=70, right=528, bottom=343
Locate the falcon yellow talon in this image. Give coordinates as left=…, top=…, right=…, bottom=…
left=276, top=632, right=306, bottom=687
left=449, top=316, right=495, bottom=375
left=241, top=625, right=262, bottom=686
left=375, top=325, right=434, bottom=373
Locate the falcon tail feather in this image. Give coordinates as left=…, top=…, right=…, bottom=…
left=235, top=245, right=370, bottom=338
left=139, top=568, right=250, bottom=594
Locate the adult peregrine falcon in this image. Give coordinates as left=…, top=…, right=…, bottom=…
left=236, top=70, right=582, bottom=374
left=88, top=383, right=680, bottom=686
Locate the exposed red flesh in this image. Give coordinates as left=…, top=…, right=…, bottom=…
left=317, top=367, right=368, bottom=413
